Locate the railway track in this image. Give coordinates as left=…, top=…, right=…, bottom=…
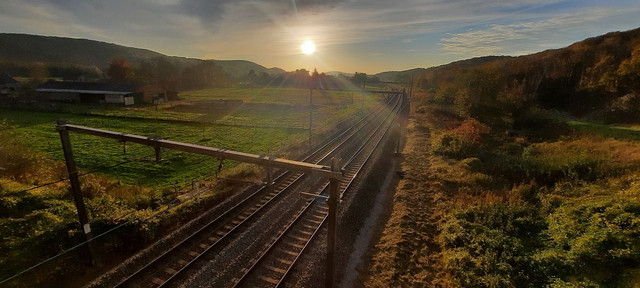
left=113, top=97, right=397, bottom=288
left=229, top=94, right=405, bottom=287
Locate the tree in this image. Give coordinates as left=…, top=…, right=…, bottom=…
left=617, top=44, right=640, bottom=93
left=29, top=62, right=48, bottom=83
left=352, top=72, right=367, bottom=87
left=106, top=58, right=134, bottom=83
left=311, top=68, right=320, bottom=88
left=134, top=57, right=180, bottom=90
left=182, top=60, right=229, bottom=89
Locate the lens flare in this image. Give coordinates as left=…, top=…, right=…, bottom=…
left=301, top=40, right=316, bottom=55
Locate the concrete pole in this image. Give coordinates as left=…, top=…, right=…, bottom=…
left=309, top=88, right=313, bottom=148
left=56, top=119, right=93, bottom=265
left=325, top=157, right=340, bottom=288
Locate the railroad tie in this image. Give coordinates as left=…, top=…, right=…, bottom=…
left=308, top=219, right=322, bottom=225
left=258, top=276, right=280, bottom=285
left=231, top=220, right=241, bottom=225
left=216, top=231, right=226, bottom=236
left=276, top=258, right=294, bottom=265
left=188, top=251, right=199, bottom=257
left=151, top=277, right=164, bottom=286
left=164, top=268, right=177, bottom=275
left=266, top=265, right=287, bottom=274
left=302, top=224, right=317, bottom=230
left=208, top=236, right=219, bottom=242
left=278, top=248, right=299, bottom=257
left=223, top=224, right=234, bottom=230
left=288, top=235, right=308, bottom=242
left=177, top=259, right=188, bottom=266
left=199, top=243, right=208, bottom=249
left=285, top=241, right=305, bottom=249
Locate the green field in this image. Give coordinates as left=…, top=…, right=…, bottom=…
left=0, top=87, right=379, bottom=286
left=2, top=87, right=376, bottom=187
left=568, top=120, right=640, bottom=141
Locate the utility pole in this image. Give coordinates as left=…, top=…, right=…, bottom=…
left=55, top=119, right=93, bottom=265
left=325, top=158, right=340, bottom=288
left=309, top=88, right=313, bottom=148
left=409, top=76, right=414, bottom=100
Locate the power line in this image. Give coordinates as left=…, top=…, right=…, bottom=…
left=0, top=174, right=219, bottom=285
left=9, top=152, right=157, bottom=195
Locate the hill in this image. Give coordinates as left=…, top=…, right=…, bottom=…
left=415, top=27, right=640, bottom=121
left=0, top=33, right=283, bottom=78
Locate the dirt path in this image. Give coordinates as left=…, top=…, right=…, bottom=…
left=359, top=117, right=441, bottom=287
left=339, top=154, right=400, bottom=288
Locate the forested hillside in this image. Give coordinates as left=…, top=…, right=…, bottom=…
left=417, top=27, right=640, bottom=123
left=0, top=33, right=282, bottom=80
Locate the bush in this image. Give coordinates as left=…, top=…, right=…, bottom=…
left=433, top=119, right=490, bottom=159
left=512, top=109, right=571, bottom=142
left=441, top=202, right=546, bottom=287
left=536, top=196, right=640, bottom=285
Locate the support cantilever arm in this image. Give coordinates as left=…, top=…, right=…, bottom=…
left=55, top=121, right=342, bottom=179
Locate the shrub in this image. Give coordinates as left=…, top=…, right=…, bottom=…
left=441, top=202, right=546, bottom=287
left=433, top=119, right=490, bottom=159
left=512, top=109, right=571, bottom=142
left=536, top=196, right=640, bottom=285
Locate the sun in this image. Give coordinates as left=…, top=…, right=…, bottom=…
left=301, top=40, right=316, bottom=55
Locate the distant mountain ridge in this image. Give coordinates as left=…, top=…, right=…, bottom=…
left=0, top=33, right=285, bottom=77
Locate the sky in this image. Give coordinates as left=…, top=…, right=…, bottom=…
left=0, top=0, right=639, bottom=74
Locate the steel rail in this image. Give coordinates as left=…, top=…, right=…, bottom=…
left=112, top=99, right=390, bottom=287
left=230, top=94, right=405, bottom=288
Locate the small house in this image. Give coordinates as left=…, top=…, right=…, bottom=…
left=0, top=73, right=19, bottom=97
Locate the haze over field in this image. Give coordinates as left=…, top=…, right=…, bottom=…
left=1, top=0, right=639, bottom=73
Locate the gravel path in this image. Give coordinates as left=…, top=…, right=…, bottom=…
left=339, top=154, right=399, bottom=287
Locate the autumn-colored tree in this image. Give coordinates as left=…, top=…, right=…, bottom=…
left=106, top=58, right=134, bottom=83
left=29, top=62, right=48, bottom=83
left=617, top=44, right=640, bottom=93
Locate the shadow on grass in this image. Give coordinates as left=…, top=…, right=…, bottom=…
left=568, top=121, right=640, bottom=141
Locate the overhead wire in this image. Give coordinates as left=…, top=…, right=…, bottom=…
left=0, top=160, right=220, bottom=285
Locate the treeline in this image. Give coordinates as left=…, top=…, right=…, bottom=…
left=1, top=57, right=380, bottom=92
left=269, top=69, right=377, bottom=90
left=0, top=61, right=102, bottom=81
left=104, top=57, right=229, bottom=91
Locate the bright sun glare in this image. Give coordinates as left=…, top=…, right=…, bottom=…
left=301, top=40, right=316, bottom=55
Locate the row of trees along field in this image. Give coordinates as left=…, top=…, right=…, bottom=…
left=2, top=55, right=382, bottom=93
left=366, top=27, right=640, bottom=287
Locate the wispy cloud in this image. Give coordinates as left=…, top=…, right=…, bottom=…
left=440, top=7, right=640, bottom=56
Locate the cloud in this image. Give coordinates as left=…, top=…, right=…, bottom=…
left=440, top=7, right=640, bottom=56
left=0, top=0, right=638, bottom=72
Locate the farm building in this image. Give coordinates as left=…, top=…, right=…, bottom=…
left=0, top=73, right=19, bottom=97
left=36, top=81, right=178, bottom=105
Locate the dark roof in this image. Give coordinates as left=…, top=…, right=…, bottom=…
left=0, top=73, right=18, bottom=84
left=37, top=81, right=137, bottom=95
